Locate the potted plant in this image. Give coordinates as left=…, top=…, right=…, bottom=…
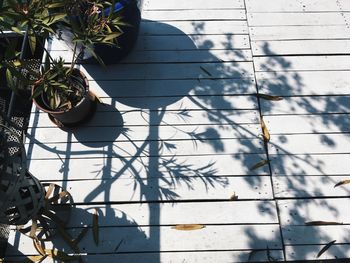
left=57, top=0, right=142, bottom=64
left=1, top=0, right=124, bottom=127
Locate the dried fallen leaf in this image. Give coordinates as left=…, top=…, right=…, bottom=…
left=305, top=221, right=343, bottom=226
left=93, top=208, right=99, bottom=246
left=230, top=192, right=239, bottom=201
left=334, top=180, right=350, bottom=188
left=172, top=224, right=205, bottom=231
left=317, top=240, right=336, bottom=258
left=45, top=184, right=55, bottom=199
left=45, top=249, right=80, bottom=261
left=258, top=94, right=283, bottom=101
left=249, top=160, right=270, bottom=171
left=33, top=236, right=46, bottom=256
left=73, top=227, right=89, bottom=246
left=261, top=118, right=270, bottom=142
left=200, top=66, right=212, bottom=76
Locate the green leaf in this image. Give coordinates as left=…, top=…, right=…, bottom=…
left=42, top=13, right=66, bottom=26
left=10, top=26, right=23, bottom=34
left=28, top=32, right=36, bottom=55
left=317, top=240, right=336, bottom=258
left=103, top=32, right=122, bottom=42
left=5, top=68, right=16, bottom=91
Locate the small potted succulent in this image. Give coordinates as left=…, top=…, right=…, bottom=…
left=2, top=0, right=124, bottom=126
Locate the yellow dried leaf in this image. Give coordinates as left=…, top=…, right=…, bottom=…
left=171, top=224, right=205, bottom=231
left=45, top=184, right=55, bottom=199
left=230, top=192, right=238, bottom=201
left=334, top=180, right=350, bottom=188
left=305, top=221, right=343, bottom=226
left=33, top=237, right=46, bottom=256
left=261, top=118, right=270, bottom=142
left=93, top=208, right=99, bottom=246
left=317, top=240, right=336, bottom=258
left=249, top=160, right=270, bottom=171
left=258, top=94, right=283, bottom=101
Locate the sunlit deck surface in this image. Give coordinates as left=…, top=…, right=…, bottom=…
left=6, top=0, right=350, bottom=261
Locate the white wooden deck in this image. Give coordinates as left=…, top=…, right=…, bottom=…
left=5, top=0, right=350, bottom=262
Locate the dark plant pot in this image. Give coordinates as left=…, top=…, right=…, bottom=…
left=58, top=0, right=142, bottom=64
left=32, top=69, right=97, bottom=127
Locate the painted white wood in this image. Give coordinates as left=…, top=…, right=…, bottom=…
left=39, top=176, right=273, bottom=202
left=264, top=114, right=350, bottom=134
left=254, top=55, right=350, bottom=72
left=278, top=198, right=350, bottom=225
left=256, top=71, right=350, bottom=96
left=269, top=154, right=350, bottom=176
left=285, top=244, right=350, bottom=261
left=261, top=96, right=350, bottom=115
left=86, top=79, right=257, bottom=97
left=5, top=250, right=285, bottom=263
left=269, top=133, right=350, bottom=155
left=245, top=0, right=342, bottom=12
left=143, top=9, right=246, bottom=21
left=31, top=95, right=258, bottom=114
left=51, top=34, right=250, bottom=52
left=27, top=124, right=261, bottom=144
left=143, top=0, right=244, bottom=10
left=273, top=175, right=350, bottom=198
left=79, top=62, right=255, bottom=80
left=140, top=21, right=248, bottom=35
left=52, top=49, right=253, bottom=63
left=42, top=201, right=279, bottom=227
left=7, top=224, right=281, bottom=256
left=28, top=153, right=270, bottom=181
left=283, top=225, right=350, bottom=245
left=252, top=39, right=350, bottom=56
left=26, top=137, right=265, bottom=160
left=248, top=12, right=346, bottom=26
left=250, top=26, right=350, bottom=41
left=29, top=109, right=260, bottom=128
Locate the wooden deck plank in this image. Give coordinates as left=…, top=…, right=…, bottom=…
left=26, top=137, right=264, bottom=160
left=260, top=96, right=350, bottom=115
left=53, top=49, right=253, bottom=63
left=264, top=114, right=350, bottom=134
left=27, top=124, right=261, bottom=143
left=252, top=39, right=350, bottom=56
left=283, top=225, right=350, bottom=245
left=35, top=176, right=273, bottom=202
left=254, top=55, right=350, bottom=72
left=248, top=12, right=346, bottom=26
left=29, top=109, right=260, bottom=128
left=269, top=133, right=350, bottom=155
left=143, top=0, right=245, bottom=10
left=273, top=175, right=350, bottom=198
left=140, top=21, right=248, bottom=35
left=28, top=153, right=270, bottom=181
left=51, top=35, right=251, bottom=51
left=270, top=153, right=350, bottom=176
left=143, top=9, right=246, bottom=21
left=245, top=0, right=342, bottom=12
left=79, top=62, right=254, bottom=80
left=5, top=250, right=285, bottom=263
left=256, top=71, right=350, bottom=96
left=278, top=198, right=350, bottom=225
left=7, top=224, right=282, bottom=255
left=285, top=244, right=350, bottom=261
left=250, top=26, right=350, bottom=41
